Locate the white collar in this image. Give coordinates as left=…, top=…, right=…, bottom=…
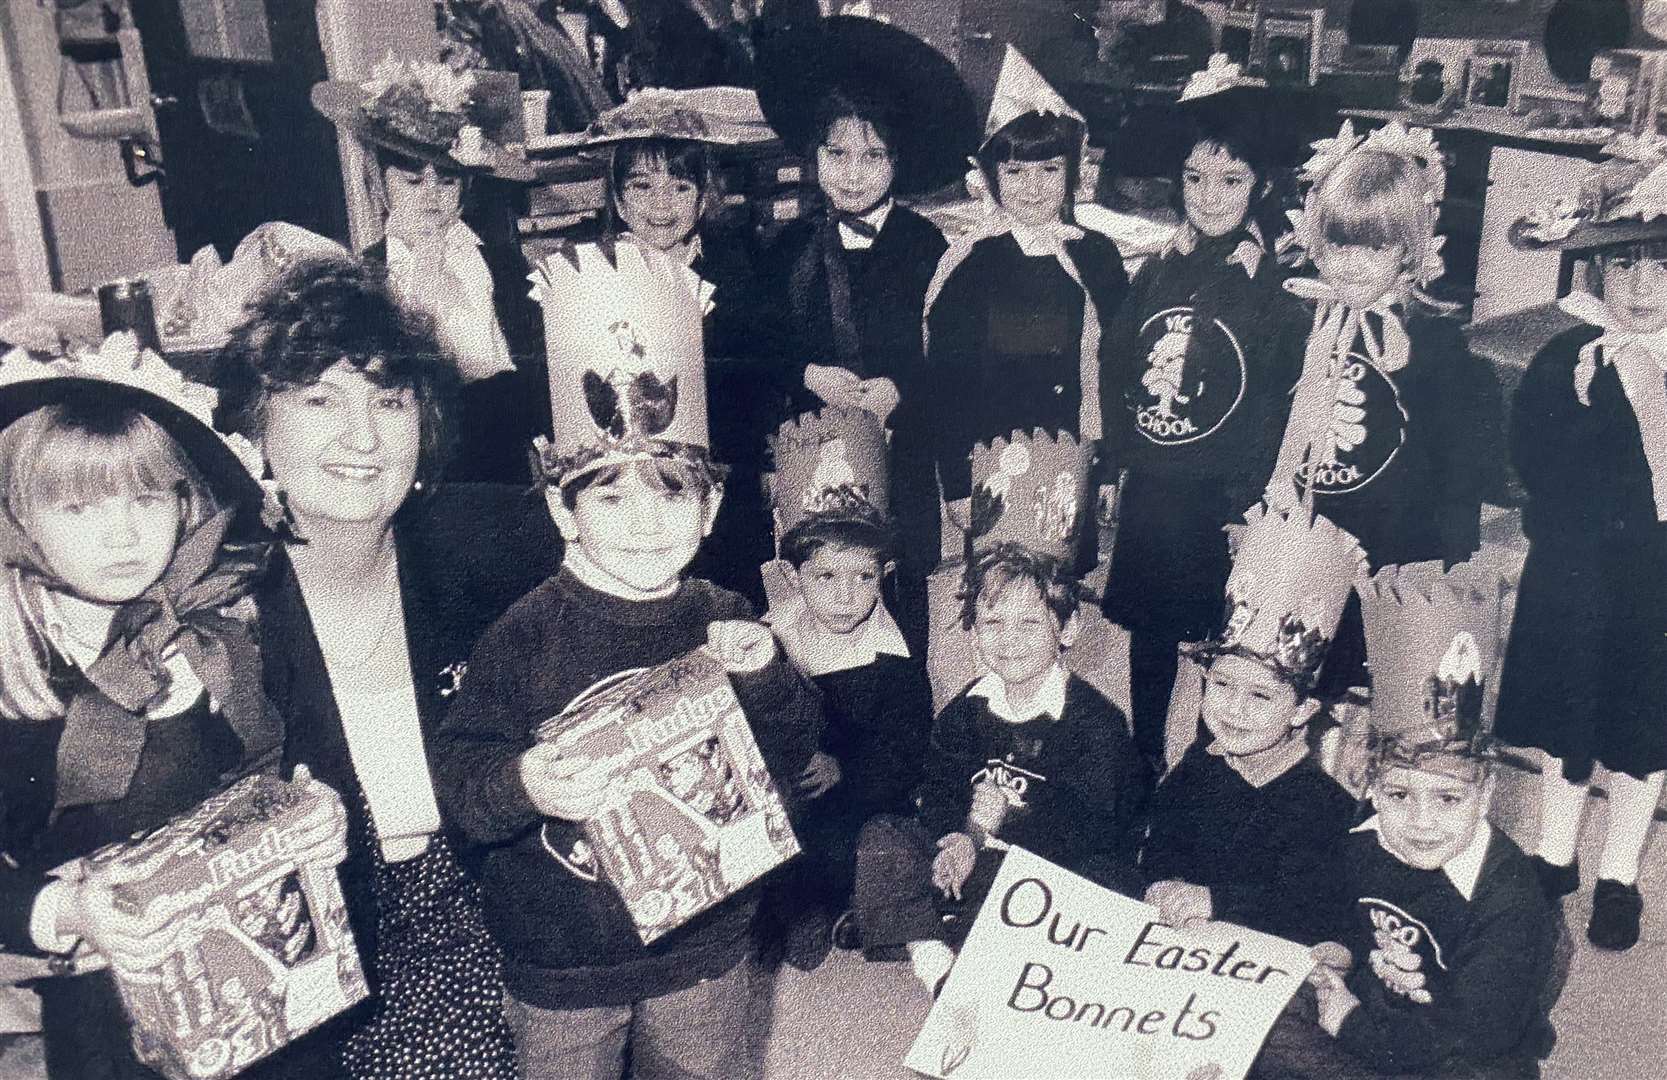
left=1352, top=815, right=1493, bottom=901
left=765, top=594, right=910, bottom=677
left=838, top=199, right=894, bottom=250
left=386, top=219, right=483, bottom=263
left=968, top=664, right=1068, bottom=723
left=622, top=230, right=703, bottom=268
left=1010, top=219, right=1085, bottom=258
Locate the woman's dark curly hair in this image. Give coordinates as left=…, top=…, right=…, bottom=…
left=215, top=257, right=460, bottom=488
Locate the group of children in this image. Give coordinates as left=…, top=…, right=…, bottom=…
left=0, top=18, right=1661, bottom=1080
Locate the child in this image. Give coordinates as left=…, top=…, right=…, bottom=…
left=1141, top=504, right=1363, bottom=948
left=851, top=430, right=1150, bottom=995
left=1100, top=56, right=1311, bottom=767
left=755, top=15, right=978, bottom=646
left=1254, top=561, right=1556, bottom=1079
left=927, top=46, right=1129, bottom=526
left=0, top=337, right=282, bottom=1077
left=762, top=407, right=933, bottom=962
left=1498, top=138, right=1667, bottom=950
left=431, top=239, right=822, bottom=1080
left=1267, top=121, right=1502, bottom=572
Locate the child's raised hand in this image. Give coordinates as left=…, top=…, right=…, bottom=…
left=59, top=867, right=178, bottom=971
left=853, top=376, right=900, bottom=425
left=1144, top=879, right=1213, bottom=929
left=518, top=743, right=614, bottom=822
left=804, top=363, right=862, bottom=408
left=932, top=832, right=978, bottom=899
left=1311, top=963, right=1360, bottom=1037
left=1309, top=940, right=1353, bottom=980
left=798, top=750, right=842, bottom=798
left=706, top=619, right=777, bottom=673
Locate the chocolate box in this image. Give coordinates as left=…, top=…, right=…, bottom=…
left=62, top=774, right=366, bottom=1079
left=536, top=648, right=800, bottom=943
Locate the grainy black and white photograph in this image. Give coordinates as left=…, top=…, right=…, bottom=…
left=0, top=0, right=1661, bottom=1078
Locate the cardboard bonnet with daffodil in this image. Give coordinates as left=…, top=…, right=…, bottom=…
left=1510, top=132, right=1667, bottom=252
left=964, top=429, right=1090, bottom=564
left=1183, top=504, right=1366, bottom=693
left=1359, top=560, right=1508, bottom=778
left=770, top=406, right=891, bottom=544
left=531, top=238, right=717, bottom=487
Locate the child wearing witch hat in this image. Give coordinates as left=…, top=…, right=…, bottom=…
left=430, top=237, right=823, bottom=1080
left=1141, top=504, right=1362, bottom=948
left=1099, top=55, right=1314, bottom=770
left=755, top=14, right=980, bottom=650
left=759, top=405, right=933, bottom=965
left=1253, top=561, right=1556, bottom=1079
left=1498, top=132, right=1667, bottom=951
left=850, top=429, right=1149, bottom=995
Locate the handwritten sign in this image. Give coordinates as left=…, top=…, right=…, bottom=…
left=905, top=848, right=1313, bottom=1080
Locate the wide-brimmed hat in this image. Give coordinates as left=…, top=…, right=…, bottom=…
left=1171, top=54, right=1338, bottom=172
left=536, top=86, right=778, bottom=154
left=0, top=334, right=263, bottom=513
left=1510, top=132, right=1667, bottom=253
left=312, top=56, right=535, bottom=182
left=755, top=15, right=978, bottom=197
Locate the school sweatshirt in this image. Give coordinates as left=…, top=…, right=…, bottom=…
left=914, top=674, right=1150, bottom=896
left=431, top=568, right=824, bottom=1008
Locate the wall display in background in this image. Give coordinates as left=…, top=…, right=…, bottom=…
left=1588, top=49, right=1665, bottom=134
left=1399, top=37, right=1471, bottom=113
left=1255, top=9, right=1323, bottom=87
left=1219, top=7, right=1257, bottom=66
left=1463, top=39, right=1526, bottom=111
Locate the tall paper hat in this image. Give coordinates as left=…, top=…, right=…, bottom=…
left=984, top=45, right=1085, bottom=145
left=964, top=429, right=1090, bottom=563
left=770, top=406, right=891, bottom=542
left=1184, top=504, right=1366, bottom=691
left=1359, top=560, right=1508, bottom=774
left=531, top=238, right=716, bottom=485
left=1510, top=132, right=1667, bottom=252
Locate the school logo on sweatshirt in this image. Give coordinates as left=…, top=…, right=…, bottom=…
left=1130, top=306, right=1246, bottom=445
left=1295, top=351, right=1407, bottom=495
left=1360, top=897, right=1447, bottom=1005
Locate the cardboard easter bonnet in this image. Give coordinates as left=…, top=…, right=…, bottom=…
left=1510, top=132, right=1667, bottom=252
left=538, top=86, right=778, bottom=152
left=1359, top=560, right=1508, bottom=775
left=770, top=406, right=891, bottom=542
left=984, top=45, right=1084, bottom=146
left=1183, top=504, right=1366, bottom=692
left=964, top=429, right=1091, bottom=563
left=531, top=238, right=716, bottom=485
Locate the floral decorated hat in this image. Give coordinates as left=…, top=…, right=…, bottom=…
left=312, top=55, right=535, bottom=182
left=1287, top=119, right=1449, bottom=289
left=1181, top=504, right=1366, bottom=693
left=770, top=406, right=892, bottom=543
left=1510, top=132, right=1667, bottom=252
left=536, top=86, right=778, bottom=153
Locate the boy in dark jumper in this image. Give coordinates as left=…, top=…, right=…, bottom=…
left=852, top=431, right=1150, bottom=994
left=1254, top=561, right=1556, bottom=1080
left=1142, top=504, right=1363, bottom=948
left=432, top=240, right=822, bottom=1080
left=761, top=406, right=934, bottom=963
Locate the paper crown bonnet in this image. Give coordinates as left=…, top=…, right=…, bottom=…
left=770, top=406, right=891, bottom=542
left=531, top=238, right=717, bottom=486
left=539, top=86, right=777, bottom=152
left=1359, top=560, right=1508, bottom=775
left=1184, top=504, right=1366, bottom=691
left=312, top=55, right=534, bottom=181
left=1511, top=131, right=1667, bottom=252
left=964, top=429, right=1090, bottom=563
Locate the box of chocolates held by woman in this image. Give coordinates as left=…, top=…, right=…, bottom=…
left=535, top=647, right=800, bottom=944
left=55, top=773, right=367, bottom=1080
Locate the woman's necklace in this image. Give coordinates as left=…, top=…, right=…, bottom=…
left=295, top=549, right=402, bottom=674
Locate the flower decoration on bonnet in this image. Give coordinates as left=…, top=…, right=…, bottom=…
left=1183, top=504, right=1365, bottom=692
left=1287, top=120, right=1449, bottom=289
left=1178, top=53, right=1267, bottom=103
left=1358, top=560, right=1508, bottom=782
left=358, top=55, right=493, bottom=167
left=1511, top=131, right=1667, bottom=249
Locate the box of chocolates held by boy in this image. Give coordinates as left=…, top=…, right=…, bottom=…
left=536, top=647, right=799, bottom=943
left=55, top=773, right=367, bottom=1080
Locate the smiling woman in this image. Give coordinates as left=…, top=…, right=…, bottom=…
left=214, top=257, right=561, bottom=1079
